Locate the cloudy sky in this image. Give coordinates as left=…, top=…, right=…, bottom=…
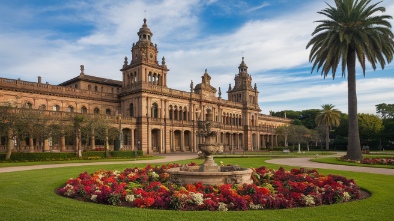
left=1, top=0, right=394, bottom=115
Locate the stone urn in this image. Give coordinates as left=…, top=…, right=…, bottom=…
left=197, top=109, right=223, bottom=172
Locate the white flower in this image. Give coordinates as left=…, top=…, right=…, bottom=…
left=249, top=203, right=264, bottom=210
left=218, top=202, right=228, bottom=211
left=125, top=194, right=135, bottom=202
left=303, top=195, right=315, bottom=206
left=148, top=171, right=160, bottom=179
left=90, top=195, right=97, bottom=202
left=190, top=192, right=204, bottom=206
left=64, top=184, right=75, bottom=196
left=343, top=192, right=351, bottom=202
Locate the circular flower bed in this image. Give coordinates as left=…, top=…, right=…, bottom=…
left=57, top=162, right=361, bottom=211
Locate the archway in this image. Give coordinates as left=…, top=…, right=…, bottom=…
left=151, top=129, right=160, bottom=152
left=174, top=130, right=181, bottom=151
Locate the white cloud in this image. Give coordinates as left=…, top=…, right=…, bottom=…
left=246, top=2, right=270, bottom=12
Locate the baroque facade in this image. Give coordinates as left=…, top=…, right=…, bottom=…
left=0, top=19, right=291, bottom=154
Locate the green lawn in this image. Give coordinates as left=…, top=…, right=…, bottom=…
left=0, top=157, right=393, bottom=221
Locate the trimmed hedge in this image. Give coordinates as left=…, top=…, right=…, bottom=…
left=0, top=150, right=144, bottom=162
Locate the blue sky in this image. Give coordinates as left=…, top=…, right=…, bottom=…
left=1, top=0, right=394, bottom=115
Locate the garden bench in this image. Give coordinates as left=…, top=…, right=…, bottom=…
left=283, top=149, right=290, bottom=154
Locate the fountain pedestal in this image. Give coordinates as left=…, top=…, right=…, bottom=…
left=167, top=109, right=253, bottom=186
left=199, top=155, right=220, bottom=172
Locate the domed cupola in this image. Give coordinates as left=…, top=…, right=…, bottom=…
left=137, top=18, right=153, bottom=41
left=238, top=57, right=248, bottom=76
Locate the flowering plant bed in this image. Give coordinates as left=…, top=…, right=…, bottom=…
left=360, top=158, right=394, bottom=165
left=57, top=163, right=361, bottom=211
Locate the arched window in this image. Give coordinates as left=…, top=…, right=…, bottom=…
left=94, top=85, right=98, bottom=92
left=169, top=105, right=173, bottom=120
left=53, top=105, right=60, bottom=111
left=174, top=106, right=178, bottom=120
left=74, top=84, right=78, bottom=89
left=94, top=107, right=100, bottom=114
left=81, top=106, right=87, bottom=114
left=179, top=106, right=182, bottom=120
left=38, top=104, right=46, bottom=110
left=152, top=103, right=158, bottom=118
left=67, top=106, right=74, bottom=112
left=88, top=85, right=91, bottom=90
left=183, top=107, right=187, bottom=121
left=106, top=109, right=111, bottom=115
left=129, top=103, right=134, bottom=117
left=25, top=102, right=33, bottom=109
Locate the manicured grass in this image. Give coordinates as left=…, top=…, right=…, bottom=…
left=0, top=157, right=393, bottom=221
left=312, top=157, right=394, bottom=169
left=0, top=156, right=163, bottom=168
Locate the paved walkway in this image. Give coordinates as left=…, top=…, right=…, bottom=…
left=1, top=152, right=393, bottom=175
left=266, top=153, right=394, bottom=175
left=0, top=153, right=198, bottom=173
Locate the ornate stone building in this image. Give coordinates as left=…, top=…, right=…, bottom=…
left=0, top=19, right=291, bottom=154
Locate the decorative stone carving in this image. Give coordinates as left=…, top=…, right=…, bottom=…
left=226, top=175, right=243, bottom=184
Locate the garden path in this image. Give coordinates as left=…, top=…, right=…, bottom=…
left=0, top=153, right=198, bottom=173
left=1, top=152, right=393, bottom=175
left=266, top=152, right=394, bottom=175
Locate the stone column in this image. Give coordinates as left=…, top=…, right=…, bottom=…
left=29, top=137, right=34, bottom=153
left=181, top=130, right=184, bottom=152
left=44, top=139, right=50, bottom=152
left=271, top=134, right=274, bottom=149
left=61, top=135, right=66, bottom=152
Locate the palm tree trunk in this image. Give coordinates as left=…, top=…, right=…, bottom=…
left=325, top=125, right=329, bottom=150
left=346, top=48, right=363, bottom=161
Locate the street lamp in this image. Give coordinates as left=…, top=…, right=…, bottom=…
left=135, top=141, right=140, bottom=161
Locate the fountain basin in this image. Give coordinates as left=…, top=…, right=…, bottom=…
left=167, top=166, right=253, bottom=186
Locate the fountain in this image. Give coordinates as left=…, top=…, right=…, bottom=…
left=167, top=109, right=253, bottom=186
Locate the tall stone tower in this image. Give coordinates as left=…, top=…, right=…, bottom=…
left=227, top=57, right=260, bottom=150
left=119, top=18, right=170, bottom=153
left=227, top=57, right=258, bottom=106
left=121, top=18, right=169, bottom=89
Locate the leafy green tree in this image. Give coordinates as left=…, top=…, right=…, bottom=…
left=315, top=104, right=341, bottom=150
left=271, top=110, right=300, bottom=119
left=358, top=113, right=383, bottom=146
left=300, top=109, right=320, bottom=129
left=275, top=125, right=290, bottom=147
left=307, top=0, right=394, bottom=160
left=376, top=103, right=394, bottom=119
left=0, top=104, right=15, bottom=160
left=64, top=114, right=115, bottom=158
left=287, top=125, right=311, bottom=152
left=381, top=119, right=394, bottom=149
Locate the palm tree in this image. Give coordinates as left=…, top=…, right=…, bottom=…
left=315, top=104, right=341, bottom=150
left=306, top=0, right=394, bottom=160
